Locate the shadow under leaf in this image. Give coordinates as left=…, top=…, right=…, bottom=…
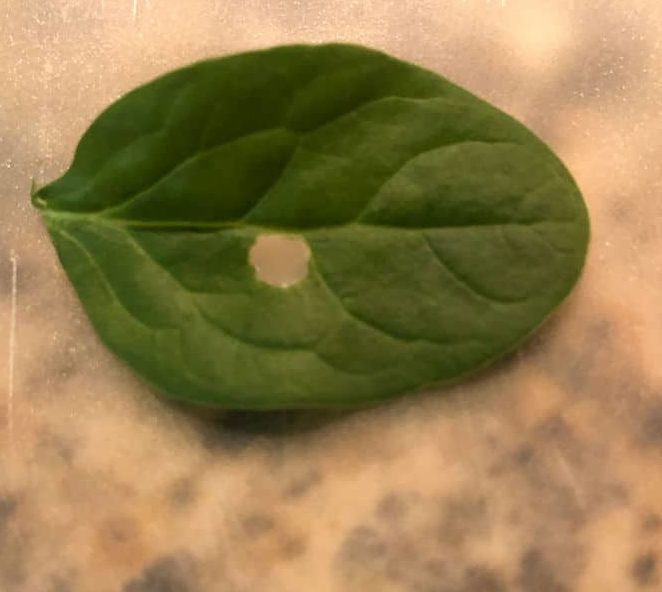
left=167, top=401, right=359, bottom=451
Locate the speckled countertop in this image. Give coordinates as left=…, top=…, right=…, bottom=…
left=1, top=1, right=661, bottom=591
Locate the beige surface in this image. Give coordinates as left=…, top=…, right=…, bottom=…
left=1, top=1, right=662, bottom=591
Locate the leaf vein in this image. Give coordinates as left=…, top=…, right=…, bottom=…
left=52, top=226, right=169, bottom=332
left=422, top=233, right=527, bottom=305
left=309, top=254, right=452, bottom=346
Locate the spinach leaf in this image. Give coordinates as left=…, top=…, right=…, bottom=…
left=33, top=43, right=589, bottom=409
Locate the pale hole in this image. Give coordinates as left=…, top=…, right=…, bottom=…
left=249, top=234, right=311, bottom=288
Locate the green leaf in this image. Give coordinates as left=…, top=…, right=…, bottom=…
left=33, top=43, right=589, bottom=409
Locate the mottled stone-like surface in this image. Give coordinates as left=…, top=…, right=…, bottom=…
left=1, top=1, right=661, bottom=591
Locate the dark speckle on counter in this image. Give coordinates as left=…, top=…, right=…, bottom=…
left=280, top=536, right=307, bottom=559
left=48, top=574, right=74, bottom=592
left=281, top=469, right=322, bottom=500
left=122, top=553, right=198, bottom=592
left=518, top=548, right=568, bottom=592
left=639, top=404, right=662, bottom=447
left=338, top=525, right=387, bottom=564
left=536, top=414, right=572, bottom=441
left=530, top=318, right=612, bottom=394
left=35, top=428, right=77, bottom=464
left=512, top=444, right=535, bottom=466
left=437, top=494, right=488, bottom=547
left=168, top=477, right=196, bottom=507
left=461, top=565, right=505, bottom=592
left=642, top=513, right=662, bottom=533
left=375, top=491, right=409, bottom=522
left=0, top=495, right=28, bottom=590
left=241, top=513, right=274, bottom=538
left=0, top=495, right=18, bottom=531
left=631, top=553, right=658, bottom=587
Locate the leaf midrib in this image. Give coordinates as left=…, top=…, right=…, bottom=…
left=42, top=208, right=572, bottom=233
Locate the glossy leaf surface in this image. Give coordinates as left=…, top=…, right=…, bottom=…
left=34, top=44, right=589, bottom=408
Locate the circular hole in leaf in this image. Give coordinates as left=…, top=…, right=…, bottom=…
left=249, top=234, right=311, bottom=288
